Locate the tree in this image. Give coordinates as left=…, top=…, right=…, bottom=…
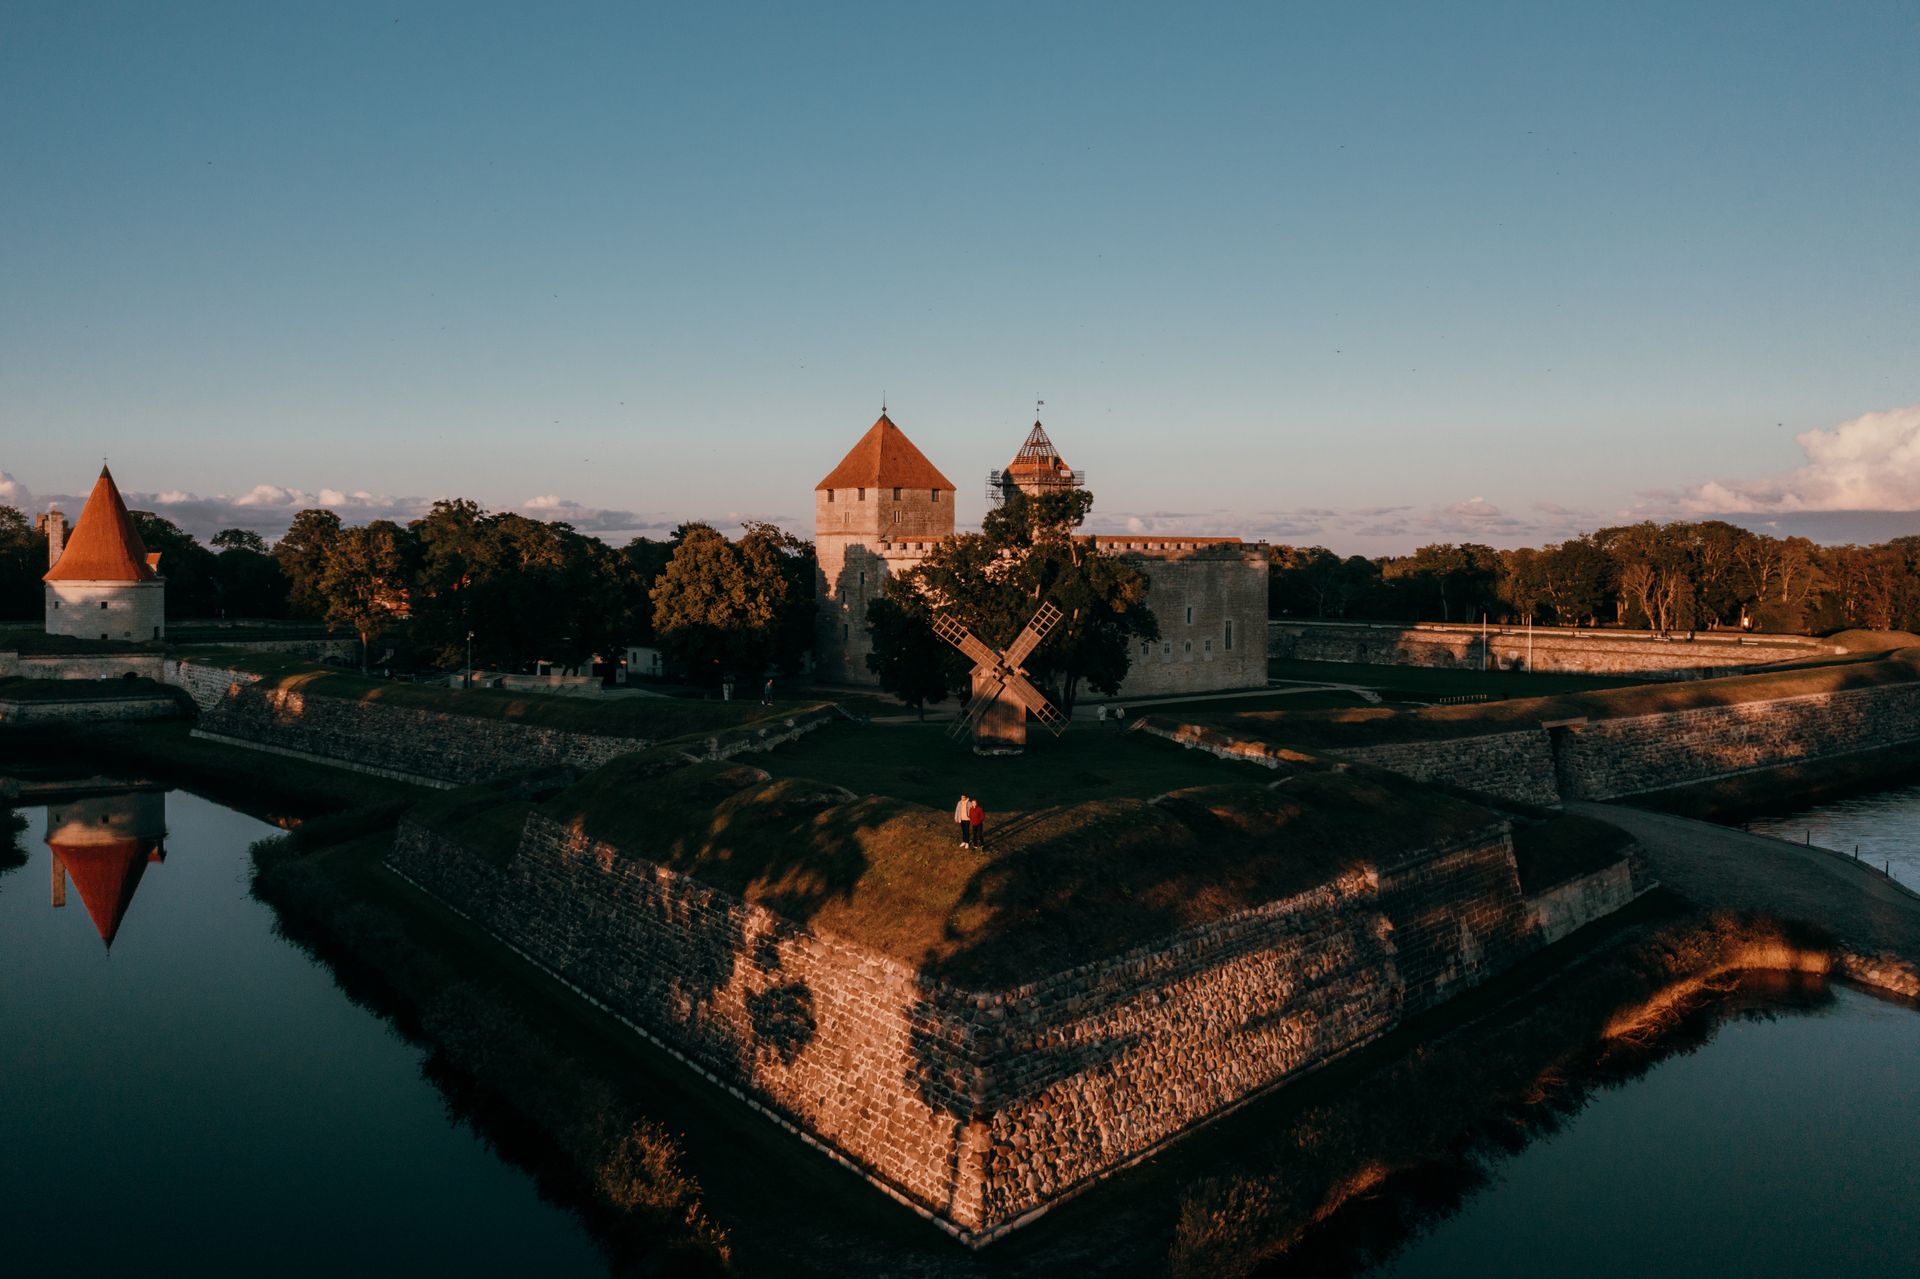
left=871, top=487, right=1158, bottom=714
left=864, top=584, right=965, bottom=716
left=211, top=528, right=269, bottom=554
left=130, top=512, right=218, bottom=617
left=0, top=506, right=42, bottom=621
left=650, top=522, right=815, bottom=686
left=318, top=520, right=413, bottom=672
left=276, top=509, right=344, bottom=619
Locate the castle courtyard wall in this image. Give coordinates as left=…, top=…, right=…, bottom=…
left=44, top=580, right=165, bottom=643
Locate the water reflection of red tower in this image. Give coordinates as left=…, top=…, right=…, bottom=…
left=46, top=789, right=168, bottom=948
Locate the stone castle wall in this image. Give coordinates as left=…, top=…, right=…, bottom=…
left=1186, top=680, right=1920, bottom=807
left=1268, top=620, right=1830, bottom=679
left=388, top=811, right=1540, bottom=1243
left=1107, top=541, right=1268, bottom=698
left=0, top=692, right=182, bottom=724
left=0, top=651, right=167, bottom=681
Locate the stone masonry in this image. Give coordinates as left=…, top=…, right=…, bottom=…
left=388, top=810, right=1540, bottom=1244
left=1269, top=620, right=1831, bottom=679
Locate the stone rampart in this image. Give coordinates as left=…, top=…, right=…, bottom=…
left=388, top=810, right=1541, bottom=1243
left=0, top=651, right=166, bottom=681
left=1179, top=679, right=1920, bottom=808
left=1268, top=620, right=1831, bottom=679
left=0, top=692, right=182, bottom=724
left=165, top=658, right=831, bottom=786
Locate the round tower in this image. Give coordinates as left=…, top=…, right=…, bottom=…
left=43, top=466, right=166, bottom=642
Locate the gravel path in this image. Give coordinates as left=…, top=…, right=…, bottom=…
left=1569, top=801, right=1920, bottom=974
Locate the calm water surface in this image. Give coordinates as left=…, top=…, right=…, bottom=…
left=6, top=784, right=1919, bottom=1278
left=1745, top=783, right=1920, bottom=891
left=0, top=787, right=608, bottom=1276
left=1370, top=985, right=1920, bottom=1278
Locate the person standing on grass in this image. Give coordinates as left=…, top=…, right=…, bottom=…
left=762, top=676, right=774, bottom=706
left=954, top=794, right=972, bottom=848
left=968, top=797, right=985, bottom=852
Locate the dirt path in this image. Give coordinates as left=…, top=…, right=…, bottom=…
left=1569, top=801, right=1920, bottom=974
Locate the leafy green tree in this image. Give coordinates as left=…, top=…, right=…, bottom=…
left=649, top=522, right=815, bottom=686
left=873, top=487, right=1158, bottom=714
left=130, top=512, right=218, bottom=617
left=864, top=584, right=967, bottom=715
left=0, top=506, right=43, bottom=621
left=319, top=520, right=414, bottom=672
left=275, top=509, right=344, bottom=619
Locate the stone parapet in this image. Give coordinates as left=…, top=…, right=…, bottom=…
left=1268, top=620, right=1830, bottom=679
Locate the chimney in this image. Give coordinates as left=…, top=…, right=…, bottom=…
left=38, top=507, right=66, bottom=569
left=52, top=855, right=66, bottom=909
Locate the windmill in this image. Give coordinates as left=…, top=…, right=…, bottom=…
left=932, top=601, right=1069, bottom=755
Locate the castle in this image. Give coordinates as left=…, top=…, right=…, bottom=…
left=40, top=466, right=166, bottom=642
left=814, top=413, right=1267, bottom=697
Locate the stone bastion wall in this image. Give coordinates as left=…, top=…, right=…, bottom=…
left=387, top=810, right=1545, bottom=1243
left=1268, top=620, right=1829, bottom=679
left=1160, top=681, right=1920, bottom=807
left=164, top=658, right=831, bottom=786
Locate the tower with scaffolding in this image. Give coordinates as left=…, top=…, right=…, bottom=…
left=988, top=419, right=1085, bottom=504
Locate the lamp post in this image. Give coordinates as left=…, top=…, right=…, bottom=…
left=466, top=630, right=475, bottom=690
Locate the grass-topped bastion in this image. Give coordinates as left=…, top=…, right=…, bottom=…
left=385, top=713, right=1637, bottom=1243
left=1157, top=648, right=1920, bottom=808
left=170, top=651, right=831, bottom=786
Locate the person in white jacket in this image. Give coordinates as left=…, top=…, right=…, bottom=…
left=954, top=794, right=972, bottom=848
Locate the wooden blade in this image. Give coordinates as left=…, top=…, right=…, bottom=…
left=1000, top=672, right=1067, bottom=734
left=931, top=613, right=1000, bottom=671
left=1002, top=600, right=1064, bottom=669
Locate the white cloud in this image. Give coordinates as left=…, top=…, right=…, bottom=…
left=1682, top=403, right=1920, bottom=513
left=0, top=470, right=33, bottom=507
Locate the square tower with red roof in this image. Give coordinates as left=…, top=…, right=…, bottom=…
left=814, top=412, right=956, bottom=681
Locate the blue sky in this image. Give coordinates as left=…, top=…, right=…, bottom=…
left=3, top=2, right=1917, bottom=552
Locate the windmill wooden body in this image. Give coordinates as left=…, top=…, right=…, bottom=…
left=933, top=601, right=1068, bottom=755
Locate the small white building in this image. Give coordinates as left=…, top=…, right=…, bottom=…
left=43, top=466, right=166, bottom=642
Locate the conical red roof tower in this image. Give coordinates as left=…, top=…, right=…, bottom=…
left=44, top=466, right=159, bottom=583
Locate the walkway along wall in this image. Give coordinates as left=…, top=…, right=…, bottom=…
left=1268, top=620, right=1831, bottom=679
left=387, top=810, right=1551, bottom=1244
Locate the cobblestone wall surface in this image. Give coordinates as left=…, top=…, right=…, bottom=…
left=0, top=652, right=166, bottom=680
left=1268, top=621, right=1826, bottom=678
left=0, top=693, right=182, bottom=724
left=388, top=811, right=1540, bottom=1243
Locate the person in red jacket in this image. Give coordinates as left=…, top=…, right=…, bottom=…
left=968, top=797, right=985, bottom=852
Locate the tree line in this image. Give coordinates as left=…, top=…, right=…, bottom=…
left=1270, top=520, right=1920, bottom=634
left=0, top=500, right=816, bottom=680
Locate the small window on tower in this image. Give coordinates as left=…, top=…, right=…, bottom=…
left=1225, top=621, right=1234, bottom=650
left=827, top=489, right=835, bottom=503
left=858, top=570, right=866, bottom=587
left=100, top=601, right=109, bottom=610
left=931, top=490, right=940, bottom=502
left=1185, top=605, right=1193, bottom=624
left=893, top=487, right=902, bottom=500
left=858, top=487, right=866, bottom=501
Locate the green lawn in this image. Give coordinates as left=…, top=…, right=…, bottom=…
left=754, top=719, right=1275, bottom=808
left=1268, top=657, right=1647, bottom=700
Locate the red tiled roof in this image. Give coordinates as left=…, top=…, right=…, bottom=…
left=44, top=467, right=158, bottom=583
left=817, top=414, right=956, bottom=491
left=53, top=839, right=155, bottom=947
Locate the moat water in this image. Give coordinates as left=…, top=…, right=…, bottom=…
left=4, top=783, right=1917, bottom=1277
left=1744, top=783, right=1920, bottom=892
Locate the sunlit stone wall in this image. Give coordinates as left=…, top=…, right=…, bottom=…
left=1268, top=620, right=1829, bottom=679
left=388, top=811, right=1537, bottom=1244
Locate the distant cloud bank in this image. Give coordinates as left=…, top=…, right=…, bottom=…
left=1683, top=404, right=1920, bottom=513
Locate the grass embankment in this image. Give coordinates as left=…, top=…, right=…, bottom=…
left=183, top=650, right=828, bottom=740
left=474, top=732, right=1502, bottom=989
left=0, top=631, right=158, bottom=655
left=0, top=675, right=182, bottom=702
left=1216, top=648, right=1920, bottom=751
left=252, top=828, right=732, bottom=1276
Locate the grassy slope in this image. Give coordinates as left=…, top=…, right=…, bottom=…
left=0, top=675, right=181, bottom=701
left=521, top=736, right=1501, bottom=989
left=184, top=650, right=826, bottom=740
left=1218, top=648, right=1920, bottom=750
